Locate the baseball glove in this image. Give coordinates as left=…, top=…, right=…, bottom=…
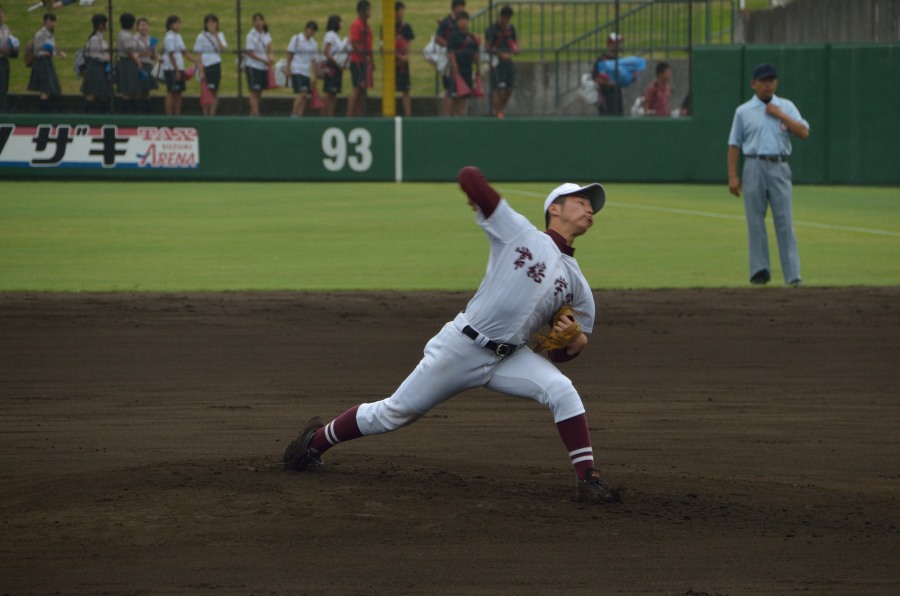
left=535, top=305, right=583, bottom=351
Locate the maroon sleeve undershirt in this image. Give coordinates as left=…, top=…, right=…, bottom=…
left=457, top=166, right=500, bottom=218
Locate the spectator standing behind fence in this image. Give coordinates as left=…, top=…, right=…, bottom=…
left=347, top=0, right=372, bottom=117
left=642, top=61, right=672, bottom=117
left=594, top=33, right=623, bottom=116
left=436, top=0, right=465, bottom=116
left=81, top=13, right=113, bottom=113
left=285, top=20, right=318, bottom=118
left=321, top=15, right=343, bottom=117
left=116, top=12, right=142, bottom=114
left=727, top=63, right=809, bottom=287
left=244, top=13, right=273, bottom=117
left=194, top=14, right=226, bottom=116
left=0, top=6, right=16, bottom=113
left=447, top=11, right=479, bottom=117
left=28, top=12, right=64, bottom=113
left=486, top=4, right=517, bottom=119
left=394, top=1, right=414, bottom=117
left=162, top=15, right=194, bottom=116
left=133, top=17, right=158, bottom=114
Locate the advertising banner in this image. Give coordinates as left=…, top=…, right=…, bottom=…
left=0, top=124, right=200, bottom=169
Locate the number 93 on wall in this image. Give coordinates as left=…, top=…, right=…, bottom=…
left=321, top=127, right=374, bottom=173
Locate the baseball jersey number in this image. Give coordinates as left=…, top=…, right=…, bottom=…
left=322, top=127, right=373, bottom=173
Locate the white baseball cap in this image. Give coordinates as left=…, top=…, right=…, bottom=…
left=543, top=182, right=606, bottom=215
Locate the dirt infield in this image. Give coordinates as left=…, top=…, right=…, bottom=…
left=1, top=288, right=898, bottom=595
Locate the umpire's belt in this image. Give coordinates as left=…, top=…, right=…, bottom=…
left=746, top=154, right=788, bottom=163
left=462, top=325, right=521, bottom=357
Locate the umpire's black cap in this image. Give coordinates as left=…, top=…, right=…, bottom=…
left=752, top=63, right=778, bottom=80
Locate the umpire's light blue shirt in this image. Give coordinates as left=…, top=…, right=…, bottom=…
left=728, top=94, right=809, bottom=156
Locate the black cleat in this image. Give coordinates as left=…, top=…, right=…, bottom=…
left=574, top=468, right=620, bottom=503
left=283, top=417, right=325, bottom=471
left=750, top=269, right=771, bottom=285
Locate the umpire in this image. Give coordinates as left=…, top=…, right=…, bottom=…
left=728, top=63, right=810, bottom=286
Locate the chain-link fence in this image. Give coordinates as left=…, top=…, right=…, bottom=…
left=2, top=0, right=743, bottom=116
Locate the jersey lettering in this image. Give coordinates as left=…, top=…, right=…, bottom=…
left=527, top=262, right=547, bottom=283
left=554, top=276, right=568, bottom=296
left=513, top=246, right=533, bottom=269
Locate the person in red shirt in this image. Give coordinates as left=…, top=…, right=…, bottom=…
left=347, top=0, right=372, bottom=117
left=642, top=61, right=672, bottom=117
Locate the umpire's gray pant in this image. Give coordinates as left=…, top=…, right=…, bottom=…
left=742, top=158, right=801, bottom=283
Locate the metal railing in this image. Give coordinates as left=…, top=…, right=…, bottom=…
left=471, top=0, right=738, bottom=107
left=8, top=0, right=744, bottom=114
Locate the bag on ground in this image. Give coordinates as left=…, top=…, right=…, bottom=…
left=473, top=74, right=485, bottom=98
left=200, top=78, right=214, bottom=106
left=453, top=71, right=471, bottom=97
left=310, top=86, right=324, bottom=110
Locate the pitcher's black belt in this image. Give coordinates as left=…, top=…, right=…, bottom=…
left=462, top=325, right=521, bottom=357
left=746, top=154, right=788, bottom=163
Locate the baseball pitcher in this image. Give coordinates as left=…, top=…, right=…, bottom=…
left=284, top=166, right=618, bottom=503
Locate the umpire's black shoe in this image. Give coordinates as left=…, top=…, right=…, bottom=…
left=750, top=270, right=770, bottom=285
left=283, top=417, right=325, bottom=471
left=574, top=468, right=620, bottom=503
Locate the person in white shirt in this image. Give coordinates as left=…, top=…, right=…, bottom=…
left=133, top=17, right=159, bottom=113
left=283, top=166, right=620, bottom=505
left=243, top=12, right=272, bottom=117
left=81, top=13, right=112, bottom=113
left=0, top=6, right=17, bottom=113
left=115, top=12, right=142, bottom=114
left=194, top=13, right=227, bottom=116
left=162, top=15, right=195, bottom=115
left=27, top=12, right=65, bottom=113
left=320, top=15, right=344, bottom=117
left=285, top=20, right=318, bottom=117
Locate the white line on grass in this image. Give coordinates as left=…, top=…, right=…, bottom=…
left=497, top=187, right=900, bottom=238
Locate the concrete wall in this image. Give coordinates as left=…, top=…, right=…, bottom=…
left=741, top=0, right=900, bottom=43
left=485, top=58, right=690, bottom=118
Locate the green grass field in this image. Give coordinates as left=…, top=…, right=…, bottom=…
left=1, top=181, right=897, bottom=291
left=2, top=0, right=767, bottom=98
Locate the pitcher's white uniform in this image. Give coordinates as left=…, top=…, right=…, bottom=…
left=285, top=166, right=617, bottom=502
left=357, top=198, right=595, bottom=435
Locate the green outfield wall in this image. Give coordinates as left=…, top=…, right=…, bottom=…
left=1, top=44, right=896, bottom=184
